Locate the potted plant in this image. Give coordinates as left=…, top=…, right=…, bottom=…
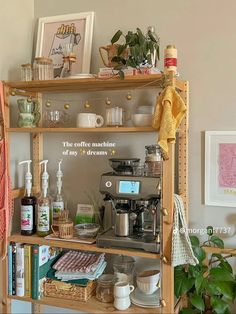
left=175, top=227, right=236, bottom=314
left=109, top=27, right=160, bottom=78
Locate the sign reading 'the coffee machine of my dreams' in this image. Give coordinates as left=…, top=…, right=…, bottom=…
left=62, top=141, right=117, bottom=157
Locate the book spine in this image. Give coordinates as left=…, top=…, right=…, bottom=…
left=24, top=244, right=32, bottom=297
left=31, top=244, right=39, bottom=300
left=16, top=244, right=24, bottom=297
left=8, top=244, right=12, bottom=295
left=12, top=242, right=16, bottom=295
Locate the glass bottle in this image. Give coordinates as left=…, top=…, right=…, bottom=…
left=147, top=26, right=159, bottom=67
left=52, top=160, right=67, bottom=222
left=19, top=160, right=36, bottom=236
left=37, top=160, right=52, bottom=237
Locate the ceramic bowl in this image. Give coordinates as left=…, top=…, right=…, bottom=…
left=74, top=223, right=100, bottom=238
left=136, top=105, right=154, bottom=114
left=131, top=113, right=153, bottom=127
left=137, top=269, right=160, bottom=283
left=136, top=279, right=159, bottom=295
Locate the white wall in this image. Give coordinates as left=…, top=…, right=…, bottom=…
left=0, top=1, right=34, bottom=313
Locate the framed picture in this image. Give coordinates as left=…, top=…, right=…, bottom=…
left=205, top=131, right=236, bottom=207
left=35, top=12, right=94, bottom=78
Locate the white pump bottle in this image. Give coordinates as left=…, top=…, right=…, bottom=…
left=37, top=160, right=51, bottom=237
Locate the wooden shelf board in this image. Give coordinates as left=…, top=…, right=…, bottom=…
left=7, top=127, right=156, bottom=133
left=5, top=75, right=186, bottom=93
left=9, top=234, right=160, bottom=259
left=8, top=295, right=161, bottom=313
left=203, top=246, right=236, bottom=255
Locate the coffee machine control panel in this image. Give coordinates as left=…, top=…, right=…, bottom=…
left=100, top=173, right=161, bottom=200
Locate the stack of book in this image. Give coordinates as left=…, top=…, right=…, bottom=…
left=8, top=242, right=60, bottom=299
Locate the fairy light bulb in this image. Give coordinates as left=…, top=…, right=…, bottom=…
left=126, top=92, right=132, bottom=100
left=45, top=100, right=51, bottom=108
left=27, top=97, right=32, bottom=103
left=64, top=103, right=70, bottom=110
left=105, top=97, right=112, bottom=105
left=10, top=89, right=16, bottom=96
left=84, top=100, right=91, bottom=109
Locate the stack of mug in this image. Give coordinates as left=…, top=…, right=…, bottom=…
left=113, top=281, right=134, bottom=311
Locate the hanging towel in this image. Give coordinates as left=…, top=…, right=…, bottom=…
left=152, top=86, right=186, bottom=158
left=0, top=81, right=13, bottom=259
left=171, top=194, right=198, bottom=267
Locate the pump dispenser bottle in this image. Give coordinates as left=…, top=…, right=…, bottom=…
left=37, top=160, right=51, bottom=237
left=19, top=160, right=36, bottom=236
left=52, top=159, right=67, bottom=222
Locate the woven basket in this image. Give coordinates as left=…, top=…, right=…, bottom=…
left=44, top=279, right=97, bottom=302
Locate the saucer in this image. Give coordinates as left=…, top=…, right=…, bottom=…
left=130, top=287, right=160, bottom=308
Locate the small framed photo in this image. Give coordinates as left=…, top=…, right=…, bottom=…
left=35, top=12, right=94, bottom=78
left=205, top=131, right=236, bottom=207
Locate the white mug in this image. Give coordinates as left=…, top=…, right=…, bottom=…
left=114, top=281, right=134, bottom=298
left=77, top=113, right=104, bottom=128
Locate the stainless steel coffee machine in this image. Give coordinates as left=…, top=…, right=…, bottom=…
left=97, top=158, right=161, bottom=253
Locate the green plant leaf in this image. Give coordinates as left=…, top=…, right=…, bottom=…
left=117, top=45, right=126, bottom=56
left=147, top=29, right=158, bottom=43
left=118, top=70, right=124, bottom=80
left=111, top=30, right=122, bottom=44
left=219, top=260, right=233, bottom=273
left=174, top=266, right=195, bottom=298
left=210, top=267, right=234, bottom=282
left=211, top=297, right=228, bottom=314
left=180, top=309, right=196, bottom=314
left=195, top=274, right=207, bottom=294
left=206, top=282, right=220, bottom=296
left=193, top=246, right=206, bottom=263
left=190, top=236, right=200, bottom=247
left=210, top=235, right=224, bottom=248
left=211, top=253, right=233, bottom=273
left=189, top=293, right=205, bottom=311
left=215, top=281, right=236, bottom=301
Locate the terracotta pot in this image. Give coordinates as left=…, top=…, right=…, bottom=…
left=99, top=44, right=128, bottom=68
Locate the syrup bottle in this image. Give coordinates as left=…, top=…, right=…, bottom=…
left=19, top=160, right=36, bottom=235
left=37, top=160, right=52, bottom=237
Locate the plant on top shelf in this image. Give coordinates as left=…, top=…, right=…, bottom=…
left=110, top=27, right=160, bottom=79
left=175, top=226, right=236, bottom=314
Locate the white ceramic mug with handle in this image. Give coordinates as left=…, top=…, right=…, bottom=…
left=77, top=113, right=104, bottom=128
left=113, top=281, right=134, bottom=310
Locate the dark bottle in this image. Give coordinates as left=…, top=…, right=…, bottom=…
left=19, top=160, right=36, bottom=235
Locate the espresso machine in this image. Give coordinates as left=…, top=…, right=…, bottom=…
left=97, top=158, right=161, bottom=253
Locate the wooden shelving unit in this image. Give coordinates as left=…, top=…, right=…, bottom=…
left=9, top=295, right=161, bottom=313
left=7, top=127, right=155, bottom=133
left=9, top=234, right=160, bottom=260
left=2, top=75, right=189, bottom=314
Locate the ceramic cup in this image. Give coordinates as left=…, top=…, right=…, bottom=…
left=114, top=281, right=134, bottom=311
left=114, top=281, right=134, bottom=298
left=76, top=113, right=104, bottom=128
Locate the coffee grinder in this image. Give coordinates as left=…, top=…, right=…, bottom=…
left=97, top=158, right=161, bottom=253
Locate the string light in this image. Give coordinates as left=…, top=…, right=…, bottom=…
left=64, top=103, right=70, bottom=110
left=126, top=91, right=132, bottom=100
left=45, top=100, right=52, bottom=108
left=84, top=100, right=91, bottom=109
left=105, top=97, right=112, bottom=106
left=27, top=97, right=32, bottom=103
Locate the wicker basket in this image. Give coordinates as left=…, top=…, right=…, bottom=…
left=51, top=211, right=74, bottom=239
left=44, top=279, right=97, bottom=302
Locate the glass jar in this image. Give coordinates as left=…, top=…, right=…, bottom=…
left=113, top=255, right=135, bottom=284
left=96, top=274, right=115, bottom=303
left=145, top=144, right=162, bottom=176
left=33, top=57, right=54, bottom=80
left=21, top=63, right=32, bottom=81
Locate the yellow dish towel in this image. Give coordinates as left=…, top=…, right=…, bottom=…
left=152, top=86, right=186, bottom=158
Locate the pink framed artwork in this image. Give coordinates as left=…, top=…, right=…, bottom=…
left=205, top=131, right=236, bottom=207
left=35, top=12, right=94, bottom=78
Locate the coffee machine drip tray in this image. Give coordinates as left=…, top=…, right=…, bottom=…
left=97, top=229, right=160, bottom=253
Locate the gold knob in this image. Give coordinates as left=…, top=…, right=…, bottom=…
left=161, top=299, right=166, bottom=307
left=162, top=208, right=168, bottom=216
left=162, top=256, right=168, bottom=263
